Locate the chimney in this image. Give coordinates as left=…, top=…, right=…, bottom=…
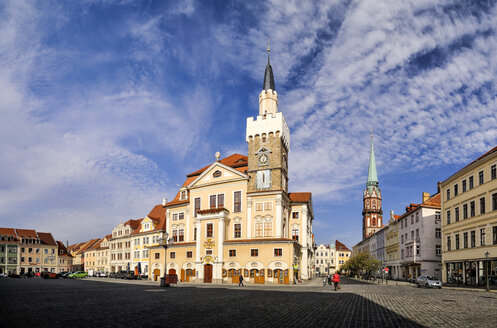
left=162, top=198, right=167, bottom=206
left=422, top=192, right=430, bottom=203
left=66, top=240, right=69, bottom=247
left=437, top=181, right=441, bottom=193
left=390, top=210, right=394, bottom=220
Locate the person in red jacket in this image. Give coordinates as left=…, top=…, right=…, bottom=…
left=332, top=272, right=340, bottom=291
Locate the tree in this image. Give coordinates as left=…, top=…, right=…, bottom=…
left=341, top=252, right=380, bottom=277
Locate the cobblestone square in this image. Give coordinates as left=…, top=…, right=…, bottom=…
left=1, top=277, right=496, bottom=328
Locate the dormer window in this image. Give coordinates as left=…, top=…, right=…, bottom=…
left=180, top=191, right=187, bottom=200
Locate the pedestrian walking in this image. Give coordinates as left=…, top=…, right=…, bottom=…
left=332, top=272, right=340, bottom=291
left=327, top=274, right=331, bottom=286
left=238, top=273, right=244, bottom=287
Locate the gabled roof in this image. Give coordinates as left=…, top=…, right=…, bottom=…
left=124, top=219, right=143, bottom=230
left=15, top=229, right=38, bottom=238
left=186, top=154, right=248, bottom=177
left=0, top=228, right=19, bottom=242
left=422, top=192, right=441, bottom=208
left=336, top=240, right=351, bottom=252
left=56, top=241, right=72, bottom=257
left=166, top=154, right=248, bottom=207
left=289, top=192, right=312, bottom=203
left=87, top=238, right=104, bottom=251
left=38, top=232, right=57, bottom=246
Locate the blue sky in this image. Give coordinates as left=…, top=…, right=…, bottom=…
left=1, top=0, right=496, bottom=249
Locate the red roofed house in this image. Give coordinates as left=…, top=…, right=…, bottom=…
left=56, top=241, right=73, bottom=273
left=147, top=53, right=315, bottom=284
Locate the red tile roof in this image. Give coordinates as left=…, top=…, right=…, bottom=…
left=186, top=154, right=248, bottom=177
left=422, top=192, right=441, bottom=208
left=87, top=238, right=104, bottom=251
left=393, top=215, right=401, bottom=220
left=0, top=228, right=19, bottom=242
left=37, top=232, right=57, bottom=246
left=56, top=241, right=72, bottom=257
left=289, top=192, right=312, bottom=203
left=15, top=229, right=38, bottom=238
left=124, top=219, right=143, bottom=230
left=336, top=240, right=351, bottom=252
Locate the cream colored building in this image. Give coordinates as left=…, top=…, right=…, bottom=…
left=441, top=146, right=497, bottom=286
left=131, top=205, right=167, bottom=277
left=149, top=53, right=315, bottom=284
left=384, top=211, right=401, bottom=279
left=108, top=220, right=140, bottom=273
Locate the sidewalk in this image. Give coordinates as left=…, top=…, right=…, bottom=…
left=85, top=277, right=321, bottom=289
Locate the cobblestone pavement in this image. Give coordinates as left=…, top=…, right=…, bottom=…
left=1, top=277, right=496, bottom=328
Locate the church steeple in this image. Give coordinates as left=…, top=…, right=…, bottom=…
left=263, top=41, right=275, bottom=91
left=367, top=131, right=378, bottom=188
left=362, top=130, right=382, bottom=240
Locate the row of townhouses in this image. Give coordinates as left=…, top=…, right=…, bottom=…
left=314, top=241, right=352, bottom=276
left=353, top=146, right=497, bottom=287
left=67, top=54, right=317, bottom=285
left=0, top=228, right=73, bottom=275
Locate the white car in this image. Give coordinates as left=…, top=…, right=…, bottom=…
left=0, top=273, right=8, bottom=278
left=416, top=275, right=442, bottom=289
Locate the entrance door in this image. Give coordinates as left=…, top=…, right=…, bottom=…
left=274, top=269, right=284, bottom=284
left=181, top=269, right=185, bottom=282
left=185, top=269, right=194, bottom=282
left=251, top=269, right=259, bottom=284
left=204, top=264, right=213, bottom=283
left=228, top=269, right=237, bottom=283
left=259, top=269, right=265, bottom=284
left=153, top=269, right=160, bottom=281
left=169, top=269, right=176, bottom=275
left=284, top=269, right=289, bottom=284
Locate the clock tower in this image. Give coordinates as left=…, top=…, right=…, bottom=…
left=246, top=46, right=289, bottom=193
left=362, top=132, right=383, bottom=239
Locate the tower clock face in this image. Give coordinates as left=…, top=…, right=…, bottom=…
left=259, top=154, right=268, bottom=165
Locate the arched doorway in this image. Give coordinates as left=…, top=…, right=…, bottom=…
left=228, top=269, right=238, bottom=283
left=250, top=269, right=265, bottom=284
left=204, top=264, right=213, bottom=283
left=274, top=269, right=284, bottom=284
left=153, top=269, right=160, bottom=281
left=185, top=269, right=194, bottom=282
left=169, top=268, right=176, bottom=275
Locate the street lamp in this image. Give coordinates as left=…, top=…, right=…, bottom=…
left=485, top=251, right=490, bottom=292
left=157, top=235, right=173, bottom=287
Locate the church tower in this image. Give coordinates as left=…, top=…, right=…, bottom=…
left=246, top=45, right=289, bottom=193
left=362, top=132, right=383, bottom=240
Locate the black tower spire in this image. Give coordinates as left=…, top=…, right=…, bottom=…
left=263, top=41, right=275, bottom=91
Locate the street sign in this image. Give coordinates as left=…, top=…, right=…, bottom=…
left=384, top=267, right=389, bottom=273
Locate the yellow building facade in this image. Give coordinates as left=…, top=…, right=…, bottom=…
left=149, top=54, right=315, bottom=284
left=441, top=146, right=497, bottom=286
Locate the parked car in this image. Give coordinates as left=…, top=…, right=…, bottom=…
left=115, top=270, right=131, bottom=279
left=56, top=271, right=68, bottom=278
left=68, top=271, right=88, bottom=279
left=41, top=272, right=57, bottom=279
left=0, top=273, right=8, bottom=278
left=124, top=271, right=138, bottom=280
left=95, top=271, right=107, bottom=277
left=61, top=272, right=72, bottom=278
left=108, top=272, right=117, bottom=278
left=416, top=275, right=442, bottom=288
left=8, top=273, right=21, bottom=278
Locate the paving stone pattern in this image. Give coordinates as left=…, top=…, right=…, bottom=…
left=0, top=277, right=496, bottom=328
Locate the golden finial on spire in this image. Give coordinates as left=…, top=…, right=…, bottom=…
left=371, top=128, right=373, bottom=140
left=267, top=39, right=270, bottom=53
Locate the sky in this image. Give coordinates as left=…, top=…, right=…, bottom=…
left=1, top=0, right=496, bottom=249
